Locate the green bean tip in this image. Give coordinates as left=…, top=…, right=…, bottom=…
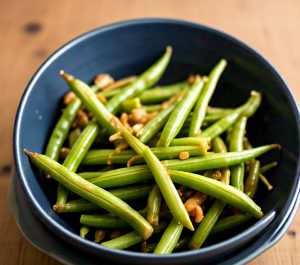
left=59, top=70, right=74, bottom=81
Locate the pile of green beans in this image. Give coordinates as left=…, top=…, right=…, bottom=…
left=23, top=47, right=280, bottom=254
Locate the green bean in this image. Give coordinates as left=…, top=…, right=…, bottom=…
left=113, top=121, right=194, bottom=231
left=189, top=137, right=229, bottom=249
left=23, top=149, right=153, bottom=240
left=56, top=121, right=99, bottom=205
left=80, top=214, right=130, bottom=228
left=139, top=82, right=187, bottom=104
left=80, top=226, right=90, bottom=238
left=147, top=185, right=162, bottom=226
left=60, top=71, right=117, bottom=135
left=170, top=137, right=210, bottom=148
left=53, top=184, right=153, bottom=213
left=153, top=219, right=183, bottom=254
left=105, top=47, right=172, bottom=114
left=189, top=200, right=227, bottom=249
left=91, top=145, right=279, bottom=188
left=229, top=117, right=247, bottom=191
left=245, top=160, right=261, bottom=198
left=157, top=77, right=204, bottom=147
left=45, top=98, right=81, bottom=161
left=189, top=59, right=227, bottom=136
left=260, top=162, right=278, bottom=173
left=121, top=98, right=142, bottom=113
left=83, top=146, right=207, bottom=166
left=200, top=91, right=261, bottom=139
left=101, top=231, right=143, bottom=249
left=169, top=170, right=263, bottom=218
left=259, top=173, right=273, bottom=190
left=210, top=214, right=252, bottom=235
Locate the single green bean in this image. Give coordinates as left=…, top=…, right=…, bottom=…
left=23, top=149, right=153, bottom=240
left=83, top=146, right=207, bottom=166
left=170, top=137, right=210, bottom=148
left=259, top=173, right=273, bottom=190
left=105, top=47, right=172, bottom=114
left=169, top=170, right=263, bottom=218
left=147, top=185, right=163, bottom=226
left=229, top=117, right=247, bottom=191
left=80, top=214, right=130, bottom=228
left=200, top=91, right=261, bottom=139
left=189, top=59, right=227, bottom=136
left=210, top=214, right=252, bottom=235
left=56, top=121, right=99, bottom=205
left=102, top=75, right=137, bottom=91
left=45, top=98, right=81, bottom=161
left=157, top=77, right=204, bottom=147
left=101, top=231, right=143, bottom=250
left=113, top=121, right=194, bottom=231
left=139, top=82, right=187, bottom=104
left=78, top=171, right=106, bottom=179
left=90, top=145, right=278, bottom=188
left=153, top=219, right=183, bottom=254
left=245, top=160, right=261, bottom=198
left=260, top=162, right=278, bottom=173
left=80, top=226, right=90, bottom=238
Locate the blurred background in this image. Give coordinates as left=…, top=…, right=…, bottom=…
left=0, top=0, right=299, bottom=264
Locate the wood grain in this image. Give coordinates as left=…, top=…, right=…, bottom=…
left=0, top=0, right=299, bottom=264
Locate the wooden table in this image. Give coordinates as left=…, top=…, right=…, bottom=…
left=1, top=0, right=299, bottom=264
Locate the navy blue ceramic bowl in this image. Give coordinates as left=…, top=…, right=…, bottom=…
left=14, top=19, right=300, bottom=264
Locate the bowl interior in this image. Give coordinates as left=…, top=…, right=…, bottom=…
left=14, top=19, right=300, bottom=264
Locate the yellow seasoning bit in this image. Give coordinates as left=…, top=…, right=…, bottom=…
left=179, top=151, right=190, bottom=160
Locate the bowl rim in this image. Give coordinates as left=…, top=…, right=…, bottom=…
left=13, top=18, right=300, bottom=261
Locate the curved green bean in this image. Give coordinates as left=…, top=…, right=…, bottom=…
left=23, top=149, right=153, bottom=240
left=105, top=47, right=172, bottom=114
left=45, top=98, right=81, bottom=161
left=245, top=160, right=261, bottom=198
left=189, top=59, right=227, bottom=136
left=169, top=170, right=263, bottom=218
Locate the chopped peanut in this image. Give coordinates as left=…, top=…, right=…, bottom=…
left=63, top=91, right=76, bottom=105
left=132, top=123, right=144, bottom=135
left=184, top=192, right=208, bottom=223
left=179, top=151, right=190, bottom=160
left=60, top=147, right=70, bottom=160
left=94, top=229, right=107, bottom=243
left=77, top=109, right=89, bottom=128
left=94, top=73, right=114, bottom=89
